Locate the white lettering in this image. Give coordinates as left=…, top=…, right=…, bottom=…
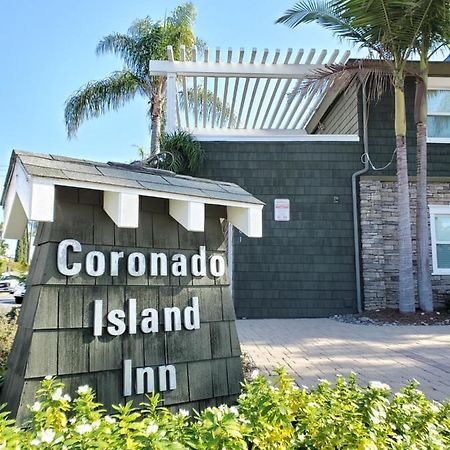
left=171, top=253, right=187, bottom=276
left=107, top=309, right=126, bottom=336
left=209, top=254, right=226, bottom=277
left=136, top=367, right=155, bottom=395
left=141, top=308, right=159, bottom=333
left=110, top=251, right=124, bottom=276
left=191, top=246, right=207, bottom=277
left=93, top=299, right=103, bottom=336
left=164, top=307, right=181, bottom=331
left=184, top=297, right=200, bottom=330
left=128, top=252, right=146, bottom=277
left=150, top=252, right=168, bottom=276
left=86, top=251, right=106, bottom=276
left=128, top=298, right=137, bottom=334
left=123, top=359, right=132, bottom=396
left=57, top=239, right=82, bottom=276
left=123, top=360, right=177, bottom=396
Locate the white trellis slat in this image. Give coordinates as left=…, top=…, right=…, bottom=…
left=244, top=48, right=269, bottom=129
left=220, top=48, right=233, bottom=128
left=151, top=46, right=352, bottom=135
left=300, top=50, right=351, bottom=128
left=211, top=48, right=220, bottom=128
left=228, top=48, right=245, bottom=128
left=180, top=45, right=190, bottom=129
left=283, top=48, right=318, bottom=129
left=252, top=49, right=281, bottom=129
left=270, top=48, right=304, bottom=129
left=192, top=45, right=198, bottom=128
left=203, top=48, right=209, bottom=128
left=236, top=48, right=257, bottom=128
left=260, top=48, right=293, bottom=129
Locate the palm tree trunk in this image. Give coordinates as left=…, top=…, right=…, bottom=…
left=394, top=76, right=415, bottom=313
left=415, top=57, right=433, bottom=312
left=150, top=81, right=165, bottom=155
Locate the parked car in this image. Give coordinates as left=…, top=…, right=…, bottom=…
left=0, top=274, right=20, bottom=293
left=13, top=283, right=26, bottom=304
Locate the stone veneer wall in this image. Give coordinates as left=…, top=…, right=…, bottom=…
left=360, top=177, right=450, bottom=310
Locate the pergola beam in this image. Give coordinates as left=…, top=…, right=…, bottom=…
left=149, top=60, right=328, bottom=79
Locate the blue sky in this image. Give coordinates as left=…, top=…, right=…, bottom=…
left=0, top=0, right=343, bottom=179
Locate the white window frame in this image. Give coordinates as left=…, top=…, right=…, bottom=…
left=427, top=77, right=450, bottom=144
left=429, top=204, right=450, bottom=275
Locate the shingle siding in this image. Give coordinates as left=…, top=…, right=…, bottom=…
left=200, top=141, right=363, bottom=318
left=199, top=76, right=450, bottom=318
left=316, top=83, right=359, bottom=135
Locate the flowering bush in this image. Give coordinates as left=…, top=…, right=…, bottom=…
left=0, top=370, right=449, bottom=449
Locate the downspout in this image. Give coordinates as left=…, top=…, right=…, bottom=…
left=352, top=81, right=369, bottom=314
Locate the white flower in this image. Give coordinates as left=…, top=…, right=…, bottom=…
left=52, top=388, right=63, bottom=401
left=30, top=439, right=40, bottom=446
left=105, top=415, right=116, bottom=424
left=92, top=420, right=101, bottom=430
left=31, top=401, right=41, bottom=412
left=298, top=434, right=306, bottom=443
left=44, top=375, right=53, bottom=381
left=146, top=422, right=158, bottom=434
left=369, top=381, right=391, bottom=391
left=178, top=409, right=189, bottom=417
left=229, top=406, right=239, bottom=416
left=63, top=394, right=71, bottom=402
left=301, top=385, right=309, bottom=390
left=39, top=429, right=56, bottom=444
left=250, top=369, right=260, bottom=379
left=77, top=385, right=90, bottom=395
left=76, top=423, right=93, bottom=435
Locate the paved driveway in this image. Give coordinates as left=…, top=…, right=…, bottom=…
left=237, top=319, right=450, bottom=402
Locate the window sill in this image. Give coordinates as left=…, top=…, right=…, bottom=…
left=427, top=137, right=450, bottom=144
left=432, top=270, right=450, bottom=276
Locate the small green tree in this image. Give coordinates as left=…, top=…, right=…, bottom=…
left=14, top=229, right=29, bottom=267
left=0, top=223, right=8, bottom=258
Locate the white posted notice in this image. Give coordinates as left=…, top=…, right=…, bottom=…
left=274, top=199, right=290, bottom=221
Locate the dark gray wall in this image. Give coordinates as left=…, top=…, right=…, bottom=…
left=200, top=78, right=450, bottom=319
left=316, top=83, right=359, bottom=135
left=2, top=187, right=242, bottom=422
left=366, top=78, right=450, bottom=176
left=201, top=141, right=364, bottom=318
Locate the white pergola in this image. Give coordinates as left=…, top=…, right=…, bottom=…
left=149, top=46, right=353, bottom=141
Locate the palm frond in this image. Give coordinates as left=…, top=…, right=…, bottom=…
left=277, top=1, right=376, bottom=51
left=291, top=59, right=397, bottom=107
left=178, top=87, right=236, bottom=126
left=64, top=70, right=143, bottom=138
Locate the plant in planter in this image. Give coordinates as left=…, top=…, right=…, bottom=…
left=153, top=130, right=205, bottom=176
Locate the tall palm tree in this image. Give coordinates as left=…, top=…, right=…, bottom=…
left=64, top=3, right=198, bottom=154
left=413, top=0, right=450, bottom=312
left=277, top=0, right=434, bottom=313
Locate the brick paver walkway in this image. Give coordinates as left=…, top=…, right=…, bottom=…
left=237, top=319, right=450, bottom=402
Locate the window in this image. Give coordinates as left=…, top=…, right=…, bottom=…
left=427, top=77, right=450, bottom=140
left=429, top=205, right=450, bottom=274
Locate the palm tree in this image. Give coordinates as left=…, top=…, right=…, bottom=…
left=413, top=0, right=450, bottom=312
left=277, top=0, right=434, bottom=313
left=64, top=3, right=198, bottom=154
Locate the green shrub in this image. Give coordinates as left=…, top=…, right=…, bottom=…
left=0, top=309, right=18, bottom=385
left=0, top=370, right=448, bottom=449
left=157, top=131, right=205, bottom=176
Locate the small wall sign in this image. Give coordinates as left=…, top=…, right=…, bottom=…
left=274, top=199, right=290, bottom=221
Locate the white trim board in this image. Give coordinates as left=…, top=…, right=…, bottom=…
left=429, top=204, right=450, bottom=275
left=2, top=160, right=264, bottom=239
left=188, top=129, right=360, bottom=142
